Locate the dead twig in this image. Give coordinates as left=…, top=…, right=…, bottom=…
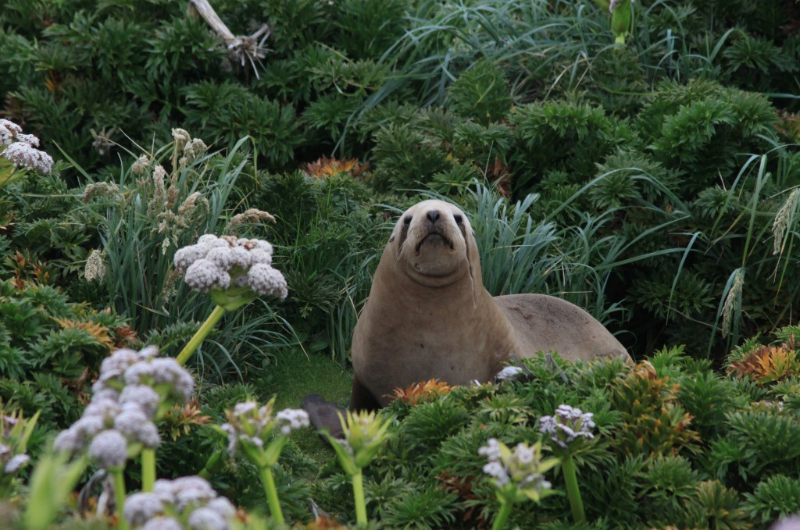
left=188, top=0, right=271, bottom=79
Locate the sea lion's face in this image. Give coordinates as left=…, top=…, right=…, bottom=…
left=390, top=200, right=474, bottom=286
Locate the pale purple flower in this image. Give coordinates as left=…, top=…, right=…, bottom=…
left=184, top=259, right=227, bottom=292
left=174, top=244, right=212, bottom=273
left=276, top=408, right=310, bottom=435
left=123, top=358, right=193, bottom=403
left=205, top=247, right=236, bottom=269
left=124, top=492, right=164, bottom=526
left=0, top=119, right=22, bottom=146
left=73, top=415, right=108, bottom=439
left=3, top=141, right=54, bottom=174
left=228, top=246, right=252, bottom=268
left=54, top=428, right=83, bottom=453
left=130, top=477, right=233, bottom=530
left=16, top=133, right=39, bottom=147
left=247, top=263, right=287, bottom=299
left=478, top=438, right=502, bottom=461
left=187, top=507, right=228, bottom=530
left=120, top=384, right=161, bottom=418
left=248, top=248, right=272, bottom=266
left=139, top=345, right=160, bottom=360
left=175, top=235, right=285, bottom=299
left=148, top=358, right=195, bottom=401
left=88, top=429, right=128, bottom=469
left=99, top=348, right=144, bottom=381
left=114, top=406, right=161, bottom=449
left=155, top=476, right=217, bottom=511
left=206, top=497, right=236, bottom=519
left=479, top=438, right=552, bottom=495
left=772, top=517, right=800, bottom=530
left=482, top=460, right=510, bottom=487
left=83, top=397, right=121, bottom=420
left=539, top=404, right=595, bottom=450
left=3, top=454, right=29, bottom=474
left=141, top=518, right=182, bottom=530
left=224, top=401, right=305, bottom=456
left=233, top=402, right=257, bottom=416
left=198, top=234, right=228, bottom=248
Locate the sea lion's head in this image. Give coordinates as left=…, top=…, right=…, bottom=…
left=388, top=200, right=478, bottom=287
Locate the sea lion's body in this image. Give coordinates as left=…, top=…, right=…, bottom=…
left=350, top=200, right=630, bottom=409
left=351, top=239, right=518, bottom=407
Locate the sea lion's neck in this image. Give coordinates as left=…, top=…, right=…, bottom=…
left=366, top=260, right=488, bottom=323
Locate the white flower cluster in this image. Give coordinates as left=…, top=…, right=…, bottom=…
left=0, top=443, right=30, bottom=475
left=539, top=404, right=596, bottom=450
left=0, top=119, right=54, bottom=174
left=124, top=476, right=236, bottom=530
left=479, top=438, right=552, bottom=494
left=221, top=401, right=309, bottom=456
left=174, top=234, right=287, bottom=299
left=54, top=346, right=194, bottom=469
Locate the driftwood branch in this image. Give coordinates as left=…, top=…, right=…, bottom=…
left=188, top=0, right=271, bottom=79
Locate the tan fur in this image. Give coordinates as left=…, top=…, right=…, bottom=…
left=351, top=200, right=630, bottom=408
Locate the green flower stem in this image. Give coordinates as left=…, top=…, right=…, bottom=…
left=491, top=499, right=513, bottom=530
left=352, top=469, right=367, bottom=527
left=259, top=466, right=284, bottom=526
left=176, top=305, right=226, bottom=365
left=198, top=449, right=223, bottom=480
left=141, top=449, right=155, bottom=492
left=111, top=468, right=129, bottom=530
left=561, top=454, right=585, bottom=523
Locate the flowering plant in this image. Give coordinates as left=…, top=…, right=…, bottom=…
left=173, top=233, right=287, bottom=365
left=0, top=119, right=54, bottom=188
left=479, top=438, right=558, bottom=530
left=539, top=404, right=596, bottom=451
left=174, top=234, right=287, bottom=309
left=539, top=405, right=597, bottom=523
left=124, top=476, right=236, bottom=530
left=220, top=398, right=309, bottom=525
left=54, top=345, right=195, bottom=527
left=0, top=410, right=38, bottom=498
left=324, top=410, right=393, bottom=526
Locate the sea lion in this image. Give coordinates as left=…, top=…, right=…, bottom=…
left=349, top=199, right=630, bottom=410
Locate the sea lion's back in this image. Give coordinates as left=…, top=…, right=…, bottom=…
left=493, top=294, right=630, bottom=363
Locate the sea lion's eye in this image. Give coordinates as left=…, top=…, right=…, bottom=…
left=454, top=214, right=463, bottom=225
left=403, top=216, right=412, bottom=227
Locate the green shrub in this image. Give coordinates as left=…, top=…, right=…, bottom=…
left=510, top=99, right=637, bottom=196
left=307, top=328, right=800, bottom=528
left=0, top=279, right=133, bottom=432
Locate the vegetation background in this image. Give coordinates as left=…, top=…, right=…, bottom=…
left=1, top=0, right=800, bottom=528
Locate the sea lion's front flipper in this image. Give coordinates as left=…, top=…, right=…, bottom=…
left=349, top=375, right=381, bottom=412
left=301, top=394, right=346, bottom=440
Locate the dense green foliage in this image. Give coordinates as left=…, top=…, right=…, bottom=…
left=307, top=337, right=800, bottom=529
left=3, top=0, right=799, bottom=359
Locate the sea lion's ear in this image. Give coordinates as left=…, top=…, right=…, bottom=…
left=389, top=234, right=395, bottom=243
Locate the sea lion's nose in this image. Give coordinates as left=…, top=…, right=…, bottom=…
left=426, top=210, right=441, bottom=223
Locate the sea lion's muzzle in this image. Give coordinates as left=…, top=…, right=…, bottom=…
left=415, top=229, right=455, bottom=253
left=414, top=209, right=456, bottom=252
